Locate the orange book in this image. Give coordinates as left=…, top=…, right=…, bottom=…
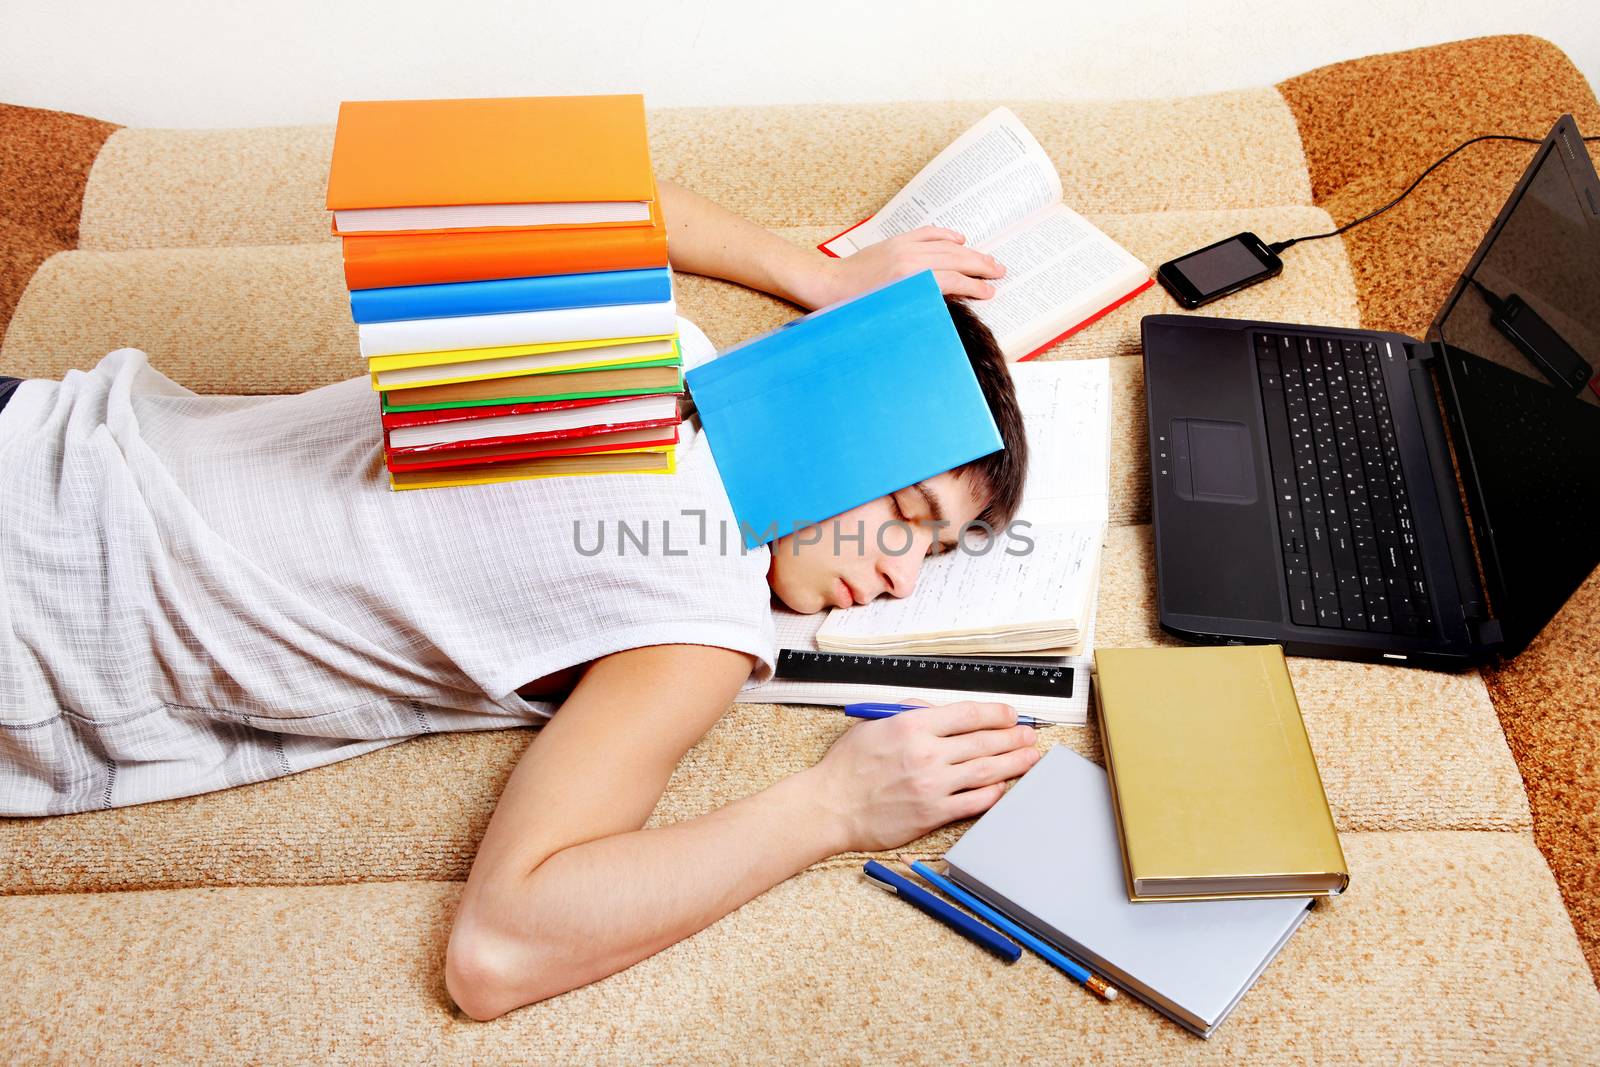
left=327, top=94, right=655, bottom=235
left=342, top=199, right=669, bottom=290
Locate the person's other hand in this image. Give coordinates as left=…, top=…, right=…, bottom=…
left=802, top=227, right=1006, bottom=309
left=804, top=700, right=1041, bottom=853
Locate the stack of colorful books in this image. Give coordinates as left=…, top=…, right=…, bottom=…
left=326, top=94, right=681, bottom=490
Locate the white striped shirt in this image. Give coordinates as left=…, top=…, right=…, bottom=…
left=0, top=318, right=775, bottom=815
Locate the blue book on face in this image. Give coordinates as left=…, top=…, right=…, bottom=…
left=348, top=267, right=673, bottom=324
left=686, top=270, right=1003, bottom=548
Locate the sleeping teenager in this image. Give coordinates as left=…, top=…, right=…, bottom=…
left=0, top=179, right=1034, bottom=1020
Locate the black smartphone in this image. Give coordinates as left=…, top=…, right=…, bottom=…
left=1157, top=232, right=1283, bottom=309
left=1490, top=292, right=1594, bottom=393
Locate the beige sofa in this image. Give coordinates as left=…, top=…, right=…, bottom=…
left=3, top=34, right=1599, bottom=1062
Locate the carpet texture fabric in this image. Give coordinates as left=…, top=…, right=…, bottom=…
left=78, top=125, right=339, bottom=251
left=1278, top=32, right=1600, bottom=988
left=3, top=33, right=1600, bottom=1061
left=4, top=834, right=1597, bottom=1063
left=0, top=103, right=118, bottom=340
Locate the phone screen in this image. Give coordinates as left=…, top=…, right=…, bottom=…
left=1171, top=238, right=1272, bottom=293
left=1159, top=232, right=1281, bottom=307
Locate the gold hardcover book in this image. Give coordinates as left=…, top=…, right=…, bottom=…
left=1093, top=644, right=1348, bottom=902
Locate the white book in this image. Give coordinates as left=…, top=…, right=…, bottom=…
left=813, top=359, right=1111, bottom=657
left=945, top=748, right=1314, bottom=1038
left=358, top=300, right=678, bottom=359
left=386, top=393, right=679, bottom=450
left=820, top=108, right=1150, bottom=361
left=333, top=200, right=649, bottom=235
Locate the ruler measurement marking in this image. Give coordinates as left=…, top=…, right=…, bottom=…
left=774, top=649, right=1074, bottom=698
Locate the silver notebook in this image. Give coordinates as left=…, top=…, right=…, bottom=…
left=944, top=747, right=1314, bottom=1037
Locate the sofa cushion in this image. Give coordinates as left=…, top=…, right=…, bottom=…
left=79, top=125, right=339, bottom=251
left=2, top=32, right=1599, bottom=1058
left=0, top=103, right=117, bottom=340
left=4, top=832, right=1596, bottom=1062
left=1280, top=34, right=1600, bottom=339
left=1280, top=32, right=1600, bottom=986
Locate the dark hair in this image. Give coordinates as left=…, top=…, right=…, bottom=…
left=944, top=297, right=1028, bottom=529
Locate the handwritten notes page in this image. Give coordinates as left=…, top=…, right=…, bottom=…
left=813, top=359, right=1111, bottom=656
left=814, top=523, right=1101, bottom=653
left=744, top=359, right=1111, bottom=723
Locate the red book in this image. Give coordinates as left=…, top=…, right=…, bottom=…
left=381, top=392, right=681, bottom=452
left=385, top=416, right=681, bottom=457
left=386, top=426, right=680, bottom=472
left=812, top=107, right=1151, bottom=362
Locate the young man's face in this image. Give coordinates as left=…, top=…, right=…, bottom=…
left=765, top=470, right=986, bottom=613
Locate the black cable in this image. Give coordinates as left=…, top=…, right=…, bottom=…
left=1467, top=275, right=1503, bottom=312
left=1267, top=133, right=1600, bottom=255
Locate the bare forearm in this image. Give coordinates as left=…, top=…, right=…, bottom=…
left=659, top=178, right=832, bottom=308
left=658, top=178, right=1004, bottom=309
left=451, top=765, right=845, bottom=1015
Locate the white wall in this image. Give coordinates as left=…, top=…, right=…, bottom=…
left=1, top=0, right=1595, bottom=127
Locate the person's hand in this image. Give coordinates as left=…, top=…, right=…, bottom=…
left=804, top=700, right=1041, bottom=853
left=800, top=227, right=1006, bottom=309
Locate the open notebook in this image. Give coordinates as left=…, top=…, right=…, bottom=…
left=820, top=108, right=1152, bottom=360
left=814, top=358, right=1110, bottom=657
left=742, top=359, right=1111, bottom=725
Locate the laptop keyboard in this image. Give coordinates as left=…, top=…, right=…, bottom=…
left=1255, top=332, right=1433, bottom=634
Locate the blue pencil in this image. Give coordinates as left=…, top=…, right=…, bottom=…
left=909, top=860, right=1118, bottom=1001
left=862, top=861, right=1022, bottom=962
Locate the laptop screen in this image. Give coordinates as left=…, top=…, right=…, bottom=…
left=1429, top=119, right=1600, bottom=654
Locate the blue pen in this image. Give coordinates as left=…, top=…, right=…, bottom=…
left=844, top=703, right=1053, bottom=728
left=862, top=861, right=1022, bottom=963
left=909, top=860, right=1119, bottom=1002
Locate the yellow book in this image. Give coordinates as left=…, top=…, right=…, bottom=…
left=366, top=333, right=677, bottom=377
left=375, top=339, right=680, bottom=393
left=1093, top=644, right=1348, bottom=902
left=387, top=446, right=675, bottom=491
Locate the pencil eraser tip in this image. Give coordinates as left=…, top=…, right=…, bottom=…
left=1104, top=987, right=1119, bottom=1001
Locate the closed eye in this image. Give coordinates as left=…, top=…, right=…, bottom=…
left=890, top=492, right=942, bottom=556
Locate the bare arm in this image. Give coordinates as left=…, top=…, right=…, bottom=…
left=445, top=644, right=1038, bottom=1020
left=658, top=179, right=1007, bottom=310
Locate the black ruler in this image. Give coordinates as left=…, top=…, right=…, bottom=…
left=775, top=648, right=1073, bottom=698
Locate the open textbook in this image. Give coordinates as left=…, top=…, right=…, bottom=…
left=814, top=358, right=1111, bottom=656
left=742, top=359, right=1112, bottom=725
left=820, top=108, right=1152, bottom=361
left=751, top=604, right=1094, bottom=725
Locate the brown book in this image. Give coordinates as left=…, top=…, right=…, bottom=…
left=388, top=446, right=675, bottom=491
left=1094, top=645, right=1348, bottom=902
left=387, top=365, right=681, bottom=407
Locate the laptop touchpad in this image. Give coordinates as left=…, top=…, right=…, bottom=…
left=1171, top=417, right=1257, bottom=504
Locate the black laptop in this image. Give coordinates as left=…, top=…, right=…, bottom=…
left=1141, top=116, right=1600, bottom=669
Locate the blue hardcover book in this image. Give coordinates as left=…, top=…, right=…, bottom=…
left=348, top=267, right=673, bottom=324
left=687, top=270, right=1003, bottom=548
